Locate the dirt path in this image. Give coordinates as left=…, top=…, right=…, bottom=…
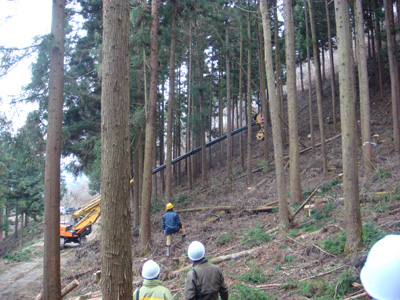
left=0, top=242, right=44, bottom=299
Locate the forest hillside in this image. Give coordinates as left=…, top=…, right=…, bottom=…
left=1, top=65, right=399, bottom=300
left=1, top=0, right=400, bottom=300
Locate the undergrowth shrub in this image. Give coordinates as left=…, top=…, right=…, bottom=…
left=312, top=203, right=334, bottom=221
left=238, top=268, right=268, bottom=284
left=151, top=195, right=164, bottom=213
left=323, top=231, right=346, bottom=255
left=302, top=179, right=340, bottom=199
left=257, top=159, right=271, bottom=173
left=230, top=284, right=272, bottom=300
left=176, top=194, right=190, bottom=208
left=362, top=222, right=388, bottom=250
left=218, top=230, right=235, bottom=245
left=241, top=225, right=270, bottom=246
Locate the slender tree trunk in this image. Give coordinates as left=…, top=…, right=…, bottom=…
left=326, top=0, right=337, bottom=130
left=239, top=21, right=245, bottom=172
left=218, top=57, right=224, bottom=167
left=284, top=0, right=302, bottom=205
left=299, top=57, right=304, bottom=92
left=0, top=205, right=3, bottom=241
left=308, top=0, right=328, bottom=175
left=14, top=205, right=18, bottom=239
left=226, top=21, right=233, bottom=189
left=246, top=12, right=253, bottom=186
left=334, top=0, right=363, bottom=254
left=101, top=0, right=132, bottom=298
left=384, top=0, right=400, bottom=151
left=274, top=1, right=285, bottom=145
left=305, top=0, right=315, bottom=149
left=258, top=15, right=269, bottom=161
left=165, top=0, right=177, bottom=202
left=321, top=45, right=325, bottom=82
left=355, top=0, right=373, bottom=174
left=260, top=0, right=289, bottom=235
left=43, top=1, right=65, bottom=298
left=159, top=85, right=165, bottom=194
left=140, top=0, right=159, bottom=251
left=373, top=0, right=384, bottom=98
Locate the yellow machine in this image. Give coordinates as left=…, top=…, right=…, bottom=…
left=59, top=179, right=134, bottom=250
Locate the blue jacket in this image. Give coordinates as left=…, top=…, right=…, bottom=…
left=162, top=209, right=182, bottom=235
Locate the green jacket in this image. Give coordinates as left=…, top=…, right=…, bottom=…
left=134, top=279, right=174, bottom=300
left=184, top=258, right=229, bottom=300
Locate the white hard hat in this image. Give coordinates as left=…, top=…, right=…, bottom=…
left=141, top=259, right=160, bottom=280
left=188, top=241, right=205, bottom=261
left=360, top=235, right=400, bottom=300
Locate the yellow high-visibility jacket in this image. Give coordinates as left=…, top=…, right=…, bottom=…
left=134, top=279, right=174, bottom=300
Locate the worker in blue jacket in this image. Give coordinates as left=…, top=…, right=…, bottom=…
left=162, top=203, right=186, bottom=256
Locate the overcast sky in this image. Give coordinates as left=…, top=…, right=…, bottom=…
left=0, top=0, right=52, bottom=130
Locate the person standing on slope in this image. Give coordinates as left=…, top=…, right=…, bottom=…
left=162, top=202, right=186, bottom=256
left=184, top=241, right=229, bottom=300
left=134, top=260, right=174, bottom=300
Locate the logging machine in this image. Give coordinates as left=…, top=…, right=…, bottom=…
left=59, top=179, right=134, bottom=250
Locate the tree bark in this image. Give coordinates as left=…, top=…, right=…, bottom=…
left=355, top=0, right=373, bottom=174
left=334, top=0, right=363, bottom=254
left=246, top=11, right=253, bottom=186
left=383, top=0, right=400, bottom=151
left=226, top=21, right=233, bottom=189
left=239, top=21, right=245, bottom=172
left=140, top=0, right=159, bottom=251
left=284, top=0, right=302, bottom=205
left=165, top=0, right=177, bottom=202
left=308, top=0, right=328, bottom=175
left=187, top=19, right=193, bottom=190
left=43, top=1, right=65, bottom=298
left=326, top=0, right=337, bottom=130
left=304, top=0, right=315, bottom=149
left=260, top=0, right=290, bottom=235
left=101, top=0, right=132, bottom=298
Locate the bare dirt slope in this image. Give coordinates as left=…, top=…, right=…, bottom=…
left=1, top=82, right=400, bottom=299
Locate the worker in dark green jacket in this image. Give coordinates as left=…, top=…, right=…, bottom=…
left=184, top=241, right=229, bottom=300
left=134, top=260, right=174, bottom=300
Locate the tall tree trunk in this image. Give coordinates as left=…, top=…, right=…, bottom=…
left=258, top=15, right=269, bottom=161
left=308, top=0, right=328, bottom=175
left=165, top=0, right=177, bottom=202
left=246, top=12, right=253, bottom=186
left=101, top=0, right=132, bottom=298
left=305, top=0, right=315, bottom=149
left=159, top=85, right=165, bottom=194
left=260, top=0, right=289, bottom=235
left=384, top=0, right=400, bottom=151
left=43, top=1, right=65, bottom=298
left=326, top=0, right=337, bottom=130
left=239, top=21, right=245, bottom=172
left=218, top=57, right=224, bottom=167
left=14, top=205, right=18, bottom=239
left=284, top=0, right=302, bottom=205
left=226, top=21, right=233, bottom=190
left=274, top=1, right=285, bottom=145
left=373, top=0, right=384, bottom=98
left=140, top=0, right=159, bottom=251
left=0, top=205, right=3, bottom=241
left=299, top=56, right=304, bottom=92
left=187, top=19, right=193, bottom=190
left=355, top=0, right=373, bottom=174
left=334, top=0, right=363, bottom=255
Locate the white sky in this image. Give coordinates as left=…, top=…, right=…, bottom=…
left=0, top=0, right=52, bottom=131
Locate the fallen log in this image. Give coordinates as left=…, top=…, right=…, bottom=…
left=164, top=246, right=263, bottom=279
left=176, top=204, right=277, bottom=214
left=34, top=279, right=79, bottom=300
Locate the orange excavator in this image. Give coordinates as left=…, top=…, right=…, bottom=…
left=59, top=179, right=134, bottom=250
